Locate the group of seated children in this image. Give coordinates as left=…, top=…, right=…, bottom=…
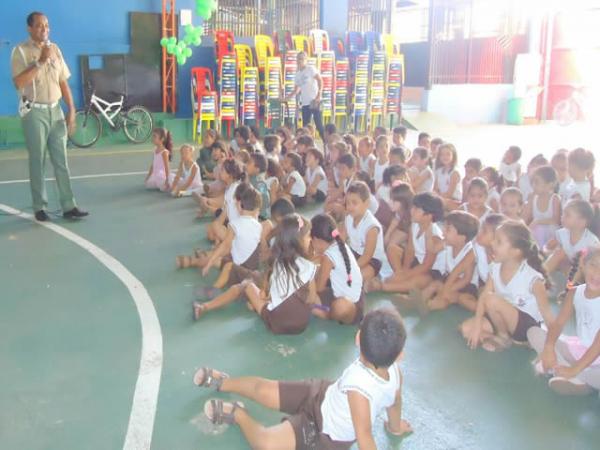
left=143, top=122, right=600, bottom=447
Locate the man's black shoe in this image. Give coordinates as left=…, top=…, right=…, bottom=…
left=63, top=208, right=89, bottom=220
left=34, top=210, right=50, bottom=222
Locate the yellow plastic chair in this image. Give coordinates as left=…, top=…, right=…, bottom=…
left=234, top=44, right=255, bottom=76
left=254, top=35, right=275, bottom=71
left=292, top=35, right=311, bottom=56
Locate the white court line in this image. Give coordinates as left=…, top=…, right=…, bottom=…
left=0, top=171, right=147, bottom=185
left=0, top=203, right=163, bottom=450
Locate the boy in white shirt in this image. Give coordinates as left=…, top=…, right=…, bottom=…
left=194, top=308, right=412, bottom=449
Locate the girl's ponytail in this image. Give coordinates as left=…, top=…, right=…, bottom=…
left=333, top=229, right=353, bottom=287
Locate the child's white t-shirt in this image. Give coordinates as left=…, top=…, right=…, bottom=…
left=573, top=284, right=600, bottom=348
left=490, top=260, right=544, bottom=322
left=287, top=170, right=307, bottom=197
left=229, top=216, right=262, bottom=265
left=555, top=227, right=600, bottom=261
left=324, top=243, right=363, bottom=303
left=472, top=241, right=491, bottom=284
left=345, top=210, right=392, bottom=278
left=306, top=165, right=328, bottom=195
left=561, top=179, right=591, bottom=206
left=359, top=154, right=376, bottom=173
left=320, top=359, right=400, bottom=442
left=411, top=222, right=444, bottom=271
left=224, top=181, right=241, bottom=222
left=500, top=161, right=521, bottom=183
left=376, top=185, right=391, bottom=205
left=439, top=241, right=474, bottom=277
left=267, top=257, right=316, bottom=311
left=412, top=167, right=434, bottom=193
left=435, top=167, right=462, bottom=201
left=518, top=174, right=533, bottom=200
left=373, top=160, right=389, bottom=186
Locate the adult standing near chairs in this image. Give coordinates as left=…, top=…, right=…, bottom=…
left=289, top=51, right=325, bottom=142
left=11, top=11, right=88, bottom=222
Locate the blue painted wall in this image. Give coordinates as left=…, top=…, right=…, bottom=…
left=321, top=0, right=348, bottom=36
left=0, top=0, right=204, bottom=116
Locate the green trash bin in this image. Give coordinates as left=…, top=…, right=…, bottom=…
left=507, top=98, right=524, bottom=125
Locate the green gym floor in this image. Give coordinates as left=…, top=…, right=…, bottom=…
left=1, top=123, right=599, bottom=450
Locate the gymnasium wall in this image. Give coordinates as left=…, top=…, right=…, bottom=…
left=0, top=0, right=199, bottom=116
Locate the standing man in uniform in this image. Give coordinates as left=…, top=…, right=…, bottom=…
left=11, top=12, right=88, bottom=222
left=289, top=51, right=325, bottom=142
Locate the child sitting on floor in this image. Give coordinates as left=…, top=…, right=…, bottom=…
left=144, top=127, right=173, bottom=191
left=343, top=181, right=393, bottom=283
left=310, top=213, right=365, bottom=325
left=282, top=152, right=307, bottom=208
left=305, top=147, right=328, bottom=203
left=194, top=308, right=411, bottom=449
left=373, top=135, right=391, bottom=189
left=461, top=221, right=554, bottom=352
left=528, top=245, right=600, bottom=395
left=462, top=158, right=482, bottom=202
left=434, top=143, right=462, bottom=210
left=171, top=144, right=202, bottom=197
left=544, top=200, right=600, bottom=277
left=408, top=147, right=434, bottom=194
left=417, top=211, right=479, bottom=313
left=499, top=145, right=522, bottom=187
left=562, top=148, right=595, bottom=205
left=247, top=152, right=271, bottom=221
left=193, top=214, right=317, bottom=335
left=196, top=129, right=219, bottom=180
left=384, top=182, right=414, bottom=248
left=460, top=178, right=493, bottom=223
left=369, top=192, right=445, bottom=295
left=499, top=187, right=524, bottom=222
left=524, top=165, right=561, bottom=248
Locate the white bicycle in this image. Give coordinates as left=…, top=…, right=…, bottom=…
left=69, top=83, right=153, bottom=148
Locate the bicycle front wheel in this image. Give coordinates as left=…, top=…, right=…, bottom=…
left=122, top=106, right=153, bottom=144
left=69, top=110, right=102, bottom=148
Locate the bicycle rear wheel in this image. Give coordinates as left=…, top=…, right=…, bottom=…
left=69, top=110, right=102, bottom=148
left=122, top=106, right=153, bottom=144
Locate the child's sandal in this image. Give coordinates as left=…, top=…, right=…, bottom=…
left=176, top=255, right=193, bottom=269
left=193, top=367, right=229, bottom=390
left=203, top=399, right=245, bottom=425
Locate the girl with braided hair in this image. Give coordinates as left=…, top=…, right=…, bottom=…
left=461, top=221, right=555, bottom=352
left=310, top=213, right=364, bottom=325
left=528, top=246, right=600, bottom=395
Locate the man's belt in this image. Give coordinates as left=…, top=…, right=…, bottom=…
left=30, top=101, right=60, bottom=109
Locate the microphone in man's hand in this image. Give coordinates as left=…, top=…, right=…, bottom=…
left=44, top=40, right=56, bottom=68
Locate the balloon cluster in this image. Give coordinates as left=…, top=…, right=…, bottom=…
left=159, top=0, right=218, bottom=65
left=196, top=0, right=218, bottom=21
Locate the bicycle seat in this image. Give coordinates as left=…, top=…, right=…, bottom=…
left=110, top=91, right=127, bottom=98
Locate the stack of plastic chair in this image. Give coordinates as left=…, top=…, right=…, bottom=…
left=219, top=54, right=237, bottom=138
left=368, top=51, right=386, bottom=129
left=273, top=30, right=293, bottom=56
left=385, top=53, right=404, bottom=128
left=254, top=35, right=275, bottom=115
left=309, top=29, right=329, bottom=55
left=346, top=31, right=365, bottom=61
left=265, top=56, right=283, bottom=129
left=334, top=57, right=350, bottom=130
left=283, top=50, right=299, bottom=127
left=234, top=44, right=255, bottom=78
left=318, top=51, right=335, bottom=124
left=215, top=30, right=235, bottom=67
left=365, top=32, right=383, bottom=53
left=240, top=66, right=259, bottom=126
left=191, top=67, right=217, bottom=142
left=292, top=35, right=311, bottom=55
left=352, top=52, right=369, bottom=133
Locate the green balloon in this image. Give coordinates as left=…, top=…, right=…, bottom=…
left=184, top=47, right=192, bottom=57
left=192, top=35, right=202, bottom=46
left=177, top=54, right=187, bottom=65
left=168, top=36, right=177, bottom=45
left=166, top=43, right=177, bottom=54
left=160, top=37, right=169, bottom=47
left=184, top=24, right=193, bottom=35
